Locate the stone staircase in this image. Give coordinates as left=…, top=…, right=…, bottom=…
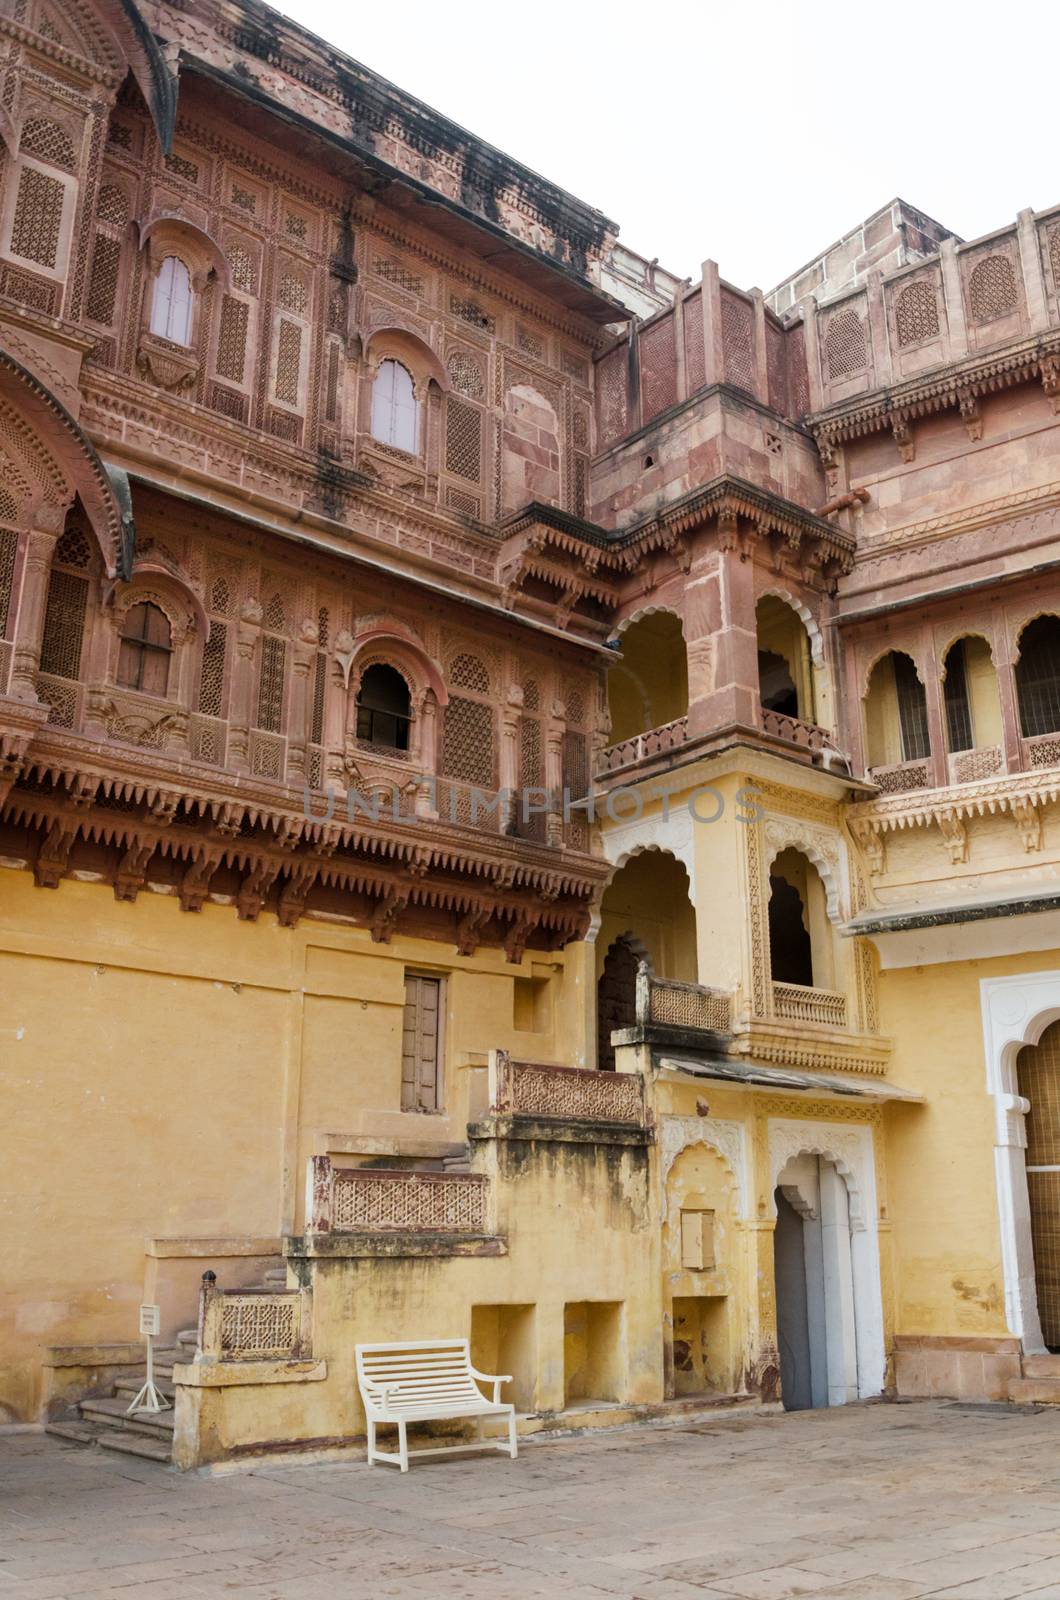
left=45, top=1266, right=290, bottom=1465
left=1008, top=1353, right=1060, bottom=1405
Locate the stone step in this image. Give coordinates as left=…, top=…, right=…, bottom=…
left=45, top=1419, right=107, bottom=1446
left=80, top=1396, right=175, bottom=1434
left=113, top=1375, right=175, bottom=1401
left=96, top=1428, right=171, bottom=1464
left=1022, top=1354, right=1060, bottom=1378
left=1008, top=1376, right=1060, bottom=1404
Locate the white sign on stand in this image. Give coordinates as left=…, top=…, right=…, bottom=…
left=126, top=1303, right=171, bottom=1415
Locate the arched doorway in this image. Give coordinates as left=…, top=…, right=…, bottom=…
left=596, top=933, right=644, bottom=1072
left=773, top=1153, right=860, bottom=1410
left=1017, top=1019, right=1060, bottom=1352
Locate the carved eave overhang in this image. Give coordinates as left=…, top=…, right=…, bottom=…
left=499, top=480, right=854, bottom=606
left=2, top=730, right=609, bottom=952
left=0, top=0, right=175, bottom=150
left=171, top=40, right=628, bottom=327
left=808, top=332, right=1060, bottom=453
left=846, top=767, right=1060, bottom=874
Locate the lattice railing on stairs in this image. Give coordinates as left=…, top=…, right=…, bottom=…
left=198, top=1274, right=308, bottom=1362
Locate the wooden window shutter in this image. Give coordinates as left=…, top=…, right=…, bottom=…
left=401, top=974, right=442, bottom=1113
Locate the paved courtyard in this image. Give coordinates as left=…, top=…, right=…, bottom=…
left=3, top=1402, right=1060, bottom=1599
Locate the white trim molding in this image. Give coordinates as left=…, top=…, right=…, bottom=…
left=979, top=970, right=1060, bottom=1351
left=768, top=1117, right=885, bottom=1399
left=600, top=810, right=696, bottom=906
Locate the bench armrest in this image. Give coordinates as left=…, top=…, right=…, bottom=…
left=470, top=1367, right=513, bottom=1403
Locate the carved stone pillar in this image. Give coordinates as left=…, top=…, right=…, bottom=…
left=499, top=684, right=522, bottom=832
left=287, top=623, right=317, bottom=780
left=545, top=712, right=564, bottom=848
left=228, top=599, right=261, bottom=773
left=414, top=691, right=439, bottom=818
left=919, top=633, right=948, bottom=789
left=9, top=521, right=59, bottom=702
left=996, top=649, right=1025, bottom=774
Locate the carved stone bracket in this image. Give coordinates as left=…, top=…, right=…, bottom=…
left=936, top=809, right=968, bottom=864
left=958, top=390, right=983, bottom=442
left=891, top=413, right=915, bottom=463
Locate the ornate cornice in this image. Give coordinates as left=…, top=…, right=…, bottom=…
left=846, top=767, right=1060, bottom=872
left=3, top=718, right=608, bottom=946
left=808, top=332, right=1060, bottom=449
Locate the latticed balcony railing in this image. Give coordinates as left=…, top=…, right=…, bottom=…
left=948, top=745, right=1002, bottom=783
left=307, top=1154, right=489, bottom=1234
left=759, top=706, right=834, bottom=753
left=1023, top=732, right=1060, bottom=770
left=596, top=716, right=689, bottom=774
left=640, top=972, right=732, bottom=1034
left=198, top=1274, right=308, bottom=1362
left=868, top=757, right=931, bottom=794
left=772, top=981, right=847, bottom=1028
left=489, top=1049, right=646, bottom=1126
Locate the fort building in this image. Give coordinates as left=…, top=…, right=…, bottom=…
left=2, top=0, right=1060, bottom=1467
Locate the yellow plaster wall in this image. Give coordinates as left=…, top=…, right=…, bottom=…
left=0, top=869, right=582, bottom=1422
left=879, top=947, right=1060, bottom=1338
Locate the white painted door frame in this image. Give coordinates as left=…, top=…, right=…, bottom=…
left=979, top=971, right=1060, bottom=1353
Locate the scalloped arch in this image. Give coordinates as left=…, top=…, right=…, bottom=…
left=762, top=822, right=843, bottom=922
left=609, top=603, right=685, bottom=643
left=347, top=623, right=448, bottom=707
left=938, top=628, right=997, bottom=676
left=0, top=350, right=124, bottom=573
left=756, top=586, right=824, bottom=666
left=860, top=644, right=925, bottom=701
left=1012, top=608, right=1060, bottom=667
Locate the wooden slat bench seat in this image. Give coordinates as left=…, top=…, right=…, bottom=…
left=355, top=1338, right=517, bottom=1471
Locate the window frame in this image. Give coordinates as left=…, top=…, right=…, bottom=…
left=400, top=971, right=445, bottom=1114
left=149, top=254, right=194, bottom=346
left=116, top=600, right=172, bottom=696
left=371, top=358, right=420, bottom=454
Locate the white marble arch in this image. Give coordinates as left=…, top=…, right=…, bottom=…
left=768, top=1118, right=885, bottom=1400
left=660, top=1115, right=750, bottom=1219
left=980, top=970, right=1060, bottom=1352
left=599, top=815, right=696, bottom=907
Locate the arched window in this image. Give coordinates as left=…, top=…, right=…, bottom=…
left=1016, top=617, right=1060, bottom=738
left=371, top=359, right=418, bottom=453
left=150, top=256, right=193, bottom=345
left=768, top=849, right=835, bottom=992
left=607, top=612, right=688, bottom=744
left=117, top=601, right=171, bottom=694
left=756, top=597, right=815, bottom=722
left=942, top=636, right=1002, bottom=753
left=356, top=663, right=411, bottom=750
left=864, top=650, right=929, bottom=769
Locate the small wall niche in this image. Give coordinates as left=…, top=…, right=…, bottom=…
left=563, top=1300, right=624, bottom=1405
left=513, top=974, right=551, bottom=1033
left=671, top=1295, right=731, bottom=1396
left=471, top=1303, right=536, bottom=1413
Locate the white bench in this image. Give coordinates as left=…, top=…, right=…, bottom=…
left=355, top=1338, right=517, bottom=1471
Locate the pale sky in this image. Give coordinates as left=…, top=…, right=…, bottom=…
left=275, top=0, right=1055, bottom=293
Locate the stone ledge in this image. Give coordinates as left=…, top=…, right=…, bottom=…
left=173, top=1359, right=327, bottom=1388
left=893, top=1334, right=1020, bottom=1354
left=469, top=1114, right=653, bottom=1148
left=43, top=1343, right=144, bottom=1368
left=146, top=1235, right=280, bottom=1259
left=286, top=1232, right=507, bottom=1259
